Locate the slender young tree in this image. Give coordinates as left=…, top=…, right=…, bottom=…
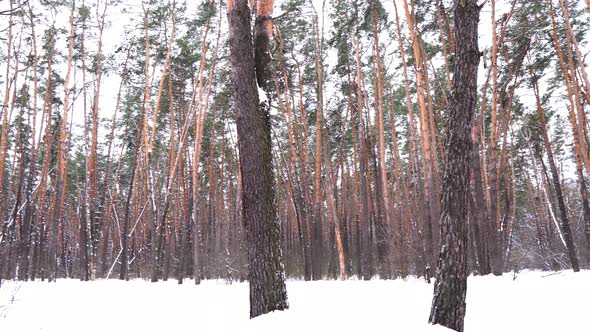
left=310, top=0, right=325, bottom=281
left=48, top=1, right=77, bottom=282
left=429, top=1, right=481, bottom=331
left=0, top=0, right=14, bottom=224
left=401, top=0, right=437, bottom=270
left=531, top=76, right=580, bottom=272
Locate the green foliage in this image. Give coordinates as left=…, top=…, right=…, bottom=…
left=328, top=0, right=359, bottom=79
left=77, top=5, right=91, bottom=21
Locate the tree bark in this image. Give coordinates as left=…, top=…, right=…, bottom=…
left=429, top=1, right=480, bottom=331
left=228, top=0, right=288, bottom=318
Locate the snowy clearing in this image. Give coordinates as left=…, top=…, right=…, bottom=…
left=1, top=271, right=588, bottom=332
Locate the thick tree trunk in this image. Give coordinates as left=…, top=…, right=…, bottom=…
left=228, top=0, right=288, bottom=318
left=429, top=1, right=480, bottom=331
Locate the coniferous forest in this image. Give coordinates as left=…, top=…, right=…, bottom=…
left=0, top=0, right=590, bottom=330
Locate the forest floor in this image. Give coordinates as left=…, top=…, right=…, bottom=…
left=0, top=270, right=588, bottom=332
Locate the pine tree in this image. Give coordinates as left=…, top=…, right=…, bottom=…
left=227, top=0, right=289, bottom=318
left=429, top=1, right=481, bottom=331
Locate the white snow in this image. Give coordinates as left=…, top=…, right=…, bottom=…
left=259, top=85, right=269, bottom=105
left=1, top=270, right=588, bottom=332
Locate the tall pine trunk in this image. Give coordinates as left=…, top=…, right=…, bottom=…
left=429, top=1, right=480, bottom=331
left=227, top=0, right=288, bottom=318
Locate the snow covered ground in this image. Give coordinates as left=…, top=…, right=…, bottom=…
left=1, top=270, right=588, bottom=332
